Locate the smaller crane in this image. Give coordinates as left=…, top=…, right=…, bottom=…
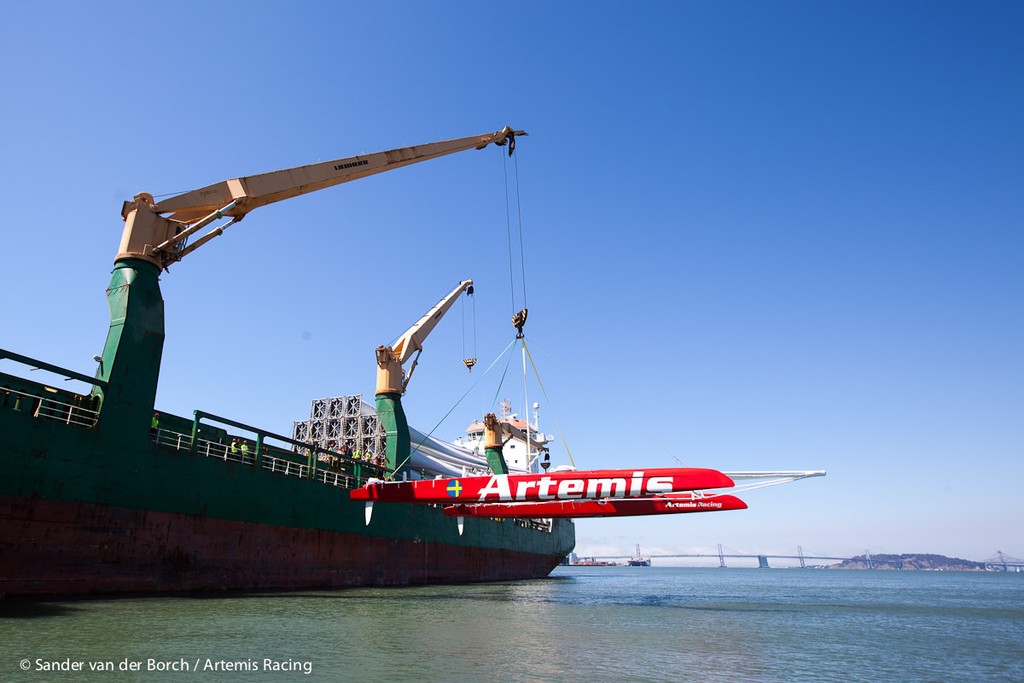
left=375, top=280, right=475, bottom=396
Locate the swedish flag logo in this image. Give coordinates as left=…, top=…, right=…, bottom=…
left=446, top=479, right=463, bottom=498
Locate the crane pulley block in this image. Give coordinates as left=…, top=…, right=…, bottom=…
left=512, top=308, right=528, bottom=338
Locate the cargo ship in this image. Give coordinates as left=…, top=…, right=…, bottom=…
left=627, top=544, right=652, bottom=566
left=0, top=128, right=575, bottom=597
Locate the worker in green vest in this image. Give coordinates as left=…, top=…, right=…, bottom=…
left=352, top=448, right=363, bottom=484
left=240, top=440, right=250, bottom=459
left=230, top=438, right=239, bottom=457
left=150, top=412, right=159, bottom=437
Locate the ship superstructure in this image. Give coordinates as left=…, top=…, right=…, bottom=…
left=455, top=400, right=554, bottom=472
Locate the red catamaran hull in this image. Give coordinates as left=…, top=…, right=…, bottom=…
left=443, top=494, right=748, bottom=519
left=351, top=467, right=735, bottom=504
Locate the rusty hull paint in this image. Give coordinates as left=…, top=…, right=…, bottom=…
left=0, top=494, right=567, bottom=596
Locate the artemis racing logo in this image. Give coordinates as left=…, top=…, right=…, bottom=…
left=665, top=500, right=723, bottom=509
left=476, top=471, right=673, bottom=502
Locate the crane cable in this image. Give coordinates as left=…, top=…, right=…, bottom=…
left=503, top=145, right=529, bottom=319
left=521, top=337, right=577, bottom=469
left=513, top=149, right=528, bottom=312
left=501, top=144, right=577, bottom=471
left=461, top=292, right=477, bottom=372
left=394, top=337, right=518, bottom=478
left=502, top=142, right=541, bottom=469
left=489, top=342, right=518, bottom=412
left=397, top=143, right=532, bottom=477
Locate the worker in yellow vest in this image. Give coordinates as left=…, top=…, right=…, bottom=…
left=352, top=449, right=363, bottom=484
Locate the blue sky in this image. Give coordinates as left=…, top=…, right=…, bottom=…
left=2, top=1, right=1021, bottom=563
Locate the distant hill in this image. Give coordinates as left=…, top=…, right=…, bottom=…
left=830, top=553, right=985, bottom=571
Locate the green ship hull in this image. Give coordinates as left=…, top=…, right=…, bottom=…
left=0, top=427, right=573, bottom=595
left=0, top=258, right=574, bottom=597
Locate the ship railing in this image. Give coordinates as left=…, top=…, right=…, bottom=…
left=205, top=439, right=256, bottom=465
left=0, top=385, right=100, bottom=428
left=311, top=468, right=351, bottom=489
left=186, top=410, right=389, bottom=489
left=261, top=455, right=311, bottom=480
left=194, top=435, right=255, bottom=465
left=154, top=429, right=260, bottom=466
left=154, top=427, right=194, bottom=451
left=152, top=421, right=359, bottom=488
left=259, top=455, right=357, bottom=489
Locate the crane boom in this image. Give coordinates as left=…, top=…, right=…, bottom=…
left=376, top=279, right=474, bottom=395
left=116, top=127, right=524, bottom=269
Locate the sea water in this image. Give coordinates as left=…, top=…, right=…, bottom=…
left=2, top=566, right=1022, bottom=682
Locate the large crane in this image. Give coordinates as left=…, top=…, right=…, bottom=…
left=117, top=127, right=524, bottom=270
left=93, top=128, right=523, bottom=440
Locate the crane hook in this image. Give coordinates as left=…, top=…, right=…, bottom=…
left=512, top=308, right=528, bottom=338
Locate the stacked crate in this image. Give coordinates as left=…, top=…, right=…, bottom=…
left=292, top=394, right=386, bottom=459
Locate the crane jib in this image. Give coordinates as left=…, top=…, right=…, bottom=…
left=116, top=127, right=523, bottom=269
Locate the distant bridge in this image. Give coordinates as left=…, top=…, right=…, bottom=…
left=584, top=545, right=1024, bottom=569
left=984, top=550, right=1024, bottom=571
left=586, top=544, right=863, bottom=568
